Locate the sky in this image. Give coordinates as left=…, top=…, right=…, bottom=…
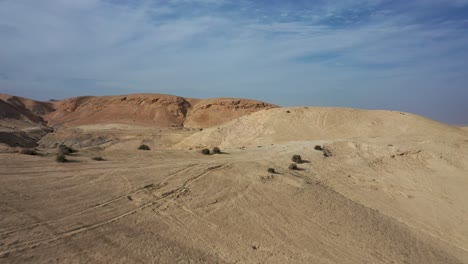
left=0, top=0, right=467, bottom=125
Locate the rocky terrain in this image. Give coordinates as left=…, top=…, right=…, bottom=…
left=0, top=93, right=276, bottom=150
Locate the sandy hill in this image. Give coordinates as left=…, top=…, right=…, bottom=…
left=44, top=94, right=276, bottom=128
left=0, top=95, right=53, bottom=149
left=45, top=94, right=191, bottom=128
left=175, top=107, right=467, bottom=149
left=0, top=93, right=275, bottom=150
left=0, top=94, right=54, bottom=125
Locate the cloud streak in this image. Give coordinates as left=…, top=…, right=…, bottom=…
left=0, top=0, right=467, bottom=124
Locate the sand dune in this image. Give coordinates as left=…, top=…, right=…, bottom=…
left=175, top=107, right=467, bottom=149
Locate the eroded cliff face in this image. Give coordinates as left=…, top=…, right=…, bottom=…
left=0, top=95, right=53, bottom=150
left=43, top=94, right=276, bottom=128
left=44, top=94, right=188, bottom=128
left=0, top=94, right=54, bottom=125
left=183, top=98, right=277, bottom=128
left=0, top=93, right=276, bottom=150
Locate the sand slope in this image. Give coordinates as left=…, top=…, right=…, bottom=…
left=0, top=94, right=54, bottom=117
left=0, top=95, right=53, bottom=125
left=175, top=107, right=467, bottom=149
left=0, top=95, right=53, bottom=149
left=1, top=96, right=467, bottom=263
left=1, top=141, right=467, bottom=263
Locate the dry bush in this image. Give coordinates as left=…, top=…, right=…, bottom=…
left=323, top=147, right=332, bottom=157
left=138, top=144, right=151, bottom=150
left=212, top=147, right=221, bottom=154
left=56, top=153, right=67, bottom=163
left=292, top=154, right=302, bottom=163
left=201, top=148, right=210, bottom=155
left=21, top=149, right=38, bottom=155
left=59, top=144, right=76, bottom=155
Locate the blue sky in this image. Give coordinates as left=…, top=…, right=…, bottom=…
left=0, top=0, right=467, bottom=124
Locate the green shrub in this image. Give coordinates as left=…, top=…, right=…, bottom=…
left=201, top=148, right=210, bottom=155
left=292, top=155, right=302, bottom=163
left=138, top=144, right=150, bottom=150
left=288, top=163, right=298, bottom=170
left=212, top=147, right=221, bottom=154
left=56, top=153, right=67, bottom=163
left=267, top=168, right=276, bottom=173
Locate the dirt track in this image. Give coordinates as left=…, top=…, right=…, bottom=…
left=1, top=137, right=467, bottom=263
left=1, top=101, right=468, bottom=263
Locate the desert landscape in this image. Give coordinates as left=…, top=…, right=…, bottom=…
left=0, top=93, right=467, bottom=263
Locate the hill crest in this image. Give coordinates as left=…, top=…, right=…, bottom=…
left=174, top=107, right=467, bottom=149
left=1, top=93, right=277, bottom=129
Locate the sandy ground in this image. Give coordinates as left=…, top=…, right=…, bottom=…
left=38, top=124, right=198, bottom=150
left=174, top=107, right=466, bottom=149
left=1, top=134, right=467, bottom=263
left=1, top=106, right=468, bottom=263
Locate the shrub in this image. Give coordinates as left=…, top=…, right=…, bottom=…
left=58, top=144, right=76, bottom=155
left=267, top=168, right=276, bottom=173
left=292, top=154, right=302, bottom=163
left=288, top=163, right=298, bottom=170
left=201, top=148, right=210, bottom=155
left=21, top=149, right=38, bottom=155
left=212, top=147, right=221, bottom=154
left=314, top=145, right=323, bottom=151
left=92, top=156, right=105, bottom=161
left=138, top=144, right=150, bottom=150
left=56, top=153, right=67, bottom=163
left=323, top=147, right=332, bottom=157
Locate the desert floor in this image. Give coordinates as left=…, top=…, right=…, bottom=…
left=1, top=129, right=468, bottom=263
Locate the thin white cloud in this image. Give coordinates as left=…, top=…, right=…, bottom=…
left=0, top=0, right=467, bottom=123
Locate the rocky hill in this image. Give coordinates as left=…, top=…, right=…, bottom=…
left=0, top=93, right=276, bottom=150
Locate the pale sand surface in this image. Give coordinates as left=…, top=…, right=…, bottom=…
left=1, top=106, right=468, bottom=263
